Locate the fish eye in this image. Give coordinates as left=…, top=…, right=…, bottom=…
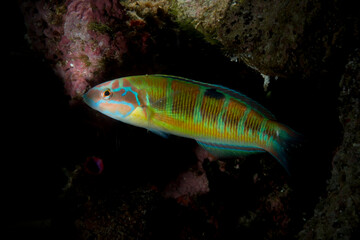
left=102, top=89, right=112, bottom=99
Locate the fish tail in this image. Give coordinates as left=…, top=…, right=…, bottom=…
left=266, top=123, right=303, bottom=174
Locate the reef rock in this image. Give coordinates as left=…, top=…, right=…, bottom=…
left=298, top=49, right=360, bottom=240
left=173, top=0, right=358, bottom=77
left=22, top=0, right=130, bottom=98
left=21, top=0, right=359, bottom=98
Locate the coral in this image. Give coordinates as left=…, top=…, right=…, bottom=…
left=22, top=0, right=128, bottom=98
left=298, top=49, right=360, bottom=240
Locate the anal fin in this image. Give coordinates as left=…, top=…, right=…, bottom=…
left=149, top=129, right=170, bottom=138
left=196, top=140, right=265, bottom=159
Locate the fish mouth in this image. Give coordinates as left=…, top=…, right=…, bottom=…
left=83, top=91, right=96, bottom=109
left=82, top=91, right=90, bottom=106
left=82, top=89, right=101, bottom=111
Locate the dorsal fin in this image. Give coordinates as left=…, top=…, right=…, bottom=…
left=152, top=74, right=276, bottom=120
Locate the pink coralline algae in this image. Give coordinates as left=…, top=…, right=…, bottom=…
left=163, top=168, right=209, bottom=203
left=22, top=0, right=128, bottom=98
left=162, top=146, right=215, bottom=204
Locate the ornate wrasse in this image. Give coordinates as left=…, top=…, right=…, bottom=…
left=83, top=74, right=299, bottom=173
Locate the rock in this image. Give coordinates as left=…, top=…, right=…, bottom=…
left=22, top=0, right=134, bottom=98
left=298, top=49, right=360, bottom=240
left=173, top=0, right=359, bottom=77
left=21, top=0, right=360, bottom=98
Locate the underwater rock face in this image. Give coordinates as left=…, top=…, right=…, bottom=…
left=299, top=49, right=360, bottom=240
left=22, top=0, right=128, bottom=98
left=21, top=0, right=359, bottom=98
left=174, top=0, right=358, bottom=77
left=218, top=0, right=307, bottom=76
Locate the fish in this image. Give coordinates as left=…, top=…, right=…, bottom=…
left=83, top=74, right=300, bottom=173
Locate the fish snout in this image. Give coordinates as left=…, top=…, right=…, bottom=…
left=83, top=88, right=100, bottom=109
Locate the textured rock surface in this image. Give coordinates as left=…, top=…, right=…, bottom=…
left=21, top=0, right=360, bottom=97
left=173, top=0, right=359, bottom=77
left=298, top=49, right=360, bottom=240
left=21, top=0, right=150, bottom=98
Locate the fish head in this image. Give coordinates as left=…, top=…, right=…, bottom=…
left=83, top=79, right=141, bottom=121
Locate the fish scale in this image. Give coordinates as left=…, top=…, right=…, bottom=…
left=83, top=74, right=300, bottom=173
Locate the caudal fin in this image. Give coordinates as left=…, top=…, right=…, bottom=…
left=266, top=123, right=303, bottom=174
